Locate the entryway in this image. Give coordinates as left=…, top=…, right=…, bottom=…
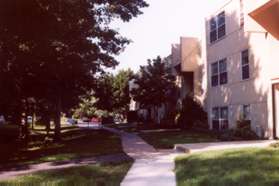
left=272, top=83, right=279, bottom=138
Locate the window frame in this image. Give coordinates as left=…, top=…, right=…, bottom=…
left=220, top=106, right=229, bottom=130
left=212, top=107, right=220, bottom=130
left=211, top=58, right=228, bottom=87
left=241, top=49, right=250, bottom=80
left=210, top=18, right=217, bottom=43
left=217, top=11, right=226, bottom=39
left=212, top=106, right=229, bottom=131
left=209, top=11, right=226, bottom=43
left=242, top=104, right=251, bottom=120
left=211, top=62, right=219, bottom=87
left=219, top=58, right=228, bottom=85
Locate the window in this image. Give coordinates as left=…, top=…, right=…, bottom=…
left=239, top=104, right=251, bottom=128
left=242, top=49, right=249, bottom=80
left=212, top=107, right=229, bottom=131
left=242, top=104, right=250, bottom=120
left=212, top=107, right=220, bottom=130
left=217, top=12, right=226, bottom=39
left=219, top=59, right=228, bottom=85
left=210, top=11, right=226, bottom=43
left=211, top=62, right=219, bottom=87
left=220, top=107, right=229, bottom=130
left=210, top=18, right=217, bottom=43
left=211, top=58, right=227, bottom=87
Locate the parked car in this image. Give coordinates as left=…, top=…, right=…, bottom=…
left=91, top=117, right=100, bottom=123
left=82, top=117, right=90, bottom=123
left=27, top=116, right=32, bottom=124
left=67, top=118, right=77, bottom=125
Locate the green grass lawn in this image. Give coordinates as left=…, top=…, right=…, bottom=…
left=0, top=161, right=133, bottom=186
left=175, top=148, right=279, bottom=186
left=0, top=128, right=124, bottom=167
left=139, top=130, right=218, bottom=149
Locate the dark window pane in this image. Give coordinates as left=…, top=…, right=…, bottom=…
left=220, top=72, right=227, bottom=85
left=219, top=59, right=227, bottom=73
left=218, top=24, right=226, bottom=39
left=220, top=120, right=228, bottom=130
left=211, top=75, right=219, bottom=86
left=220, top=107, right=228, bottom=119
left=242, top=50, right=249, bottom=65
left=210, top=30, right=217, bottom=43
left=212, top=120, right=220, bottom=131
left=210, top=18, right=217, bottom=31
left=212, top=107, right=219, bottom=120
left=242, top=65, right=249, bottom=80
left=243, top=104, right=250, bottom=120
left=211, top=62, right=219, bottom=74
left=218, top=12, right=225, bottom=26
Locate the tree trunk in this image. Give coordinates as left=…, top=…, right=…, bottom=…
left=23, top=113, right=29, bottom=143
left=31, top=112, right=35, bottom=130
left=54, top=98, right=62, bottom=142
left=45, top=115, right=51, bottom=137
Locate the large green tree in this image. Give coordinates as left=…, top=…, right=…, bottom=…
left=112, top=69, right=134, bottom=119
left=75, top=69, right=134, bottom=121
left=131, top=56, right=177, bottom=122
left=0, top=0, right=148, bottom=140
left=94, top=73, right=115, bottom=112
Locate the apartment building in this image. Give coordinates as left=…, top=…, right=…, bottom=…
left=205, top=0, right=279, bottom=138
left=171, top=37, right=207, bottom=107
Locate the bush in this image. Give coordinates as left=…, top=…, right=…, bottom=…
left=127, top=111, right=138, bottom=123
left=219, top=120, right=259, bottom=141
left=219, top=129, right=235, bottom=141
left=236, top=119, right=251, bottom=129
left=101, top=115, right=114, bottom=124
left=176, top=95, right=208, bottom=130
left=234, top=127, right=259, bottom=140
left=270, top=142, right=279, bottom=148
left=137, top=123, right=180, bottom=130
left=0, top=124, right=20, bottom=142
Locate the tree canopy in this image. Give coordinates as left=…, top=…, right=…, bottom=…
left=112, top=69, right=134, bottom=118
left=0, top=0, right=148, bottom=140
left=82, top=69, right=134, bottom=120
left=131, top=56, right=176, bottom=109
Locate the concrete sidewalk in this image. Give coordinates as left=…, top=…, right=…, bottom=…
left=105, top=127, right=178, bottom=186
left=175, top=140, right=277, bottom=153
left=104, top=128, right=278, bottom=186
left=122, top=153, right=177, bottom=186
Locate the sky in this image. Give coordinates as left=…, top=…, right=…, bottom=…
left=112, top=0, right=227, bottom=72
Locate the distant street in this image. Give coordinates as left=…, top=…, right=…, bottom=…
left=77, top=122, right=102, bottom=130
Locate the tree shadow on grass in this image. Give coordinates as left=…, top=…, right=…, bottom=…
left=0, top=161, right=133, bottom=186
left=0, top=129, right=124, bottom=172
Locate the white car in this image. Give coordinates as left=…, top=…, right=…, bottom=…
left=27, top=116, right=32, bottom=124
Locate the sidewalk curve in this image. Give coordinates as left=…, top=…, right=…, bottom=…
left=104, top=127, right=178, bottom=186
left=175, top=140, right=277, bottom=153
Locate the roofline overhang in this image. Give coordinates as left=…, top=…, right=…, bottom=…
left=249, top=0, right=279, bottom=40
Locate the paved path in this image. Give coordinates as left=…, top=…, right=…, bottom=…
left=175, top=140, right=277, bottom=153
left=104, top=127, right=178, bottom=186
left=106, top=127, right=278, bottom=186
left=0, top=153, right=131, bottom=180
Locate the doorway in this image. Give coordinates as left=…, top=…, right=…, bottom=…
left=273, top=83, right=279, bottom=138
